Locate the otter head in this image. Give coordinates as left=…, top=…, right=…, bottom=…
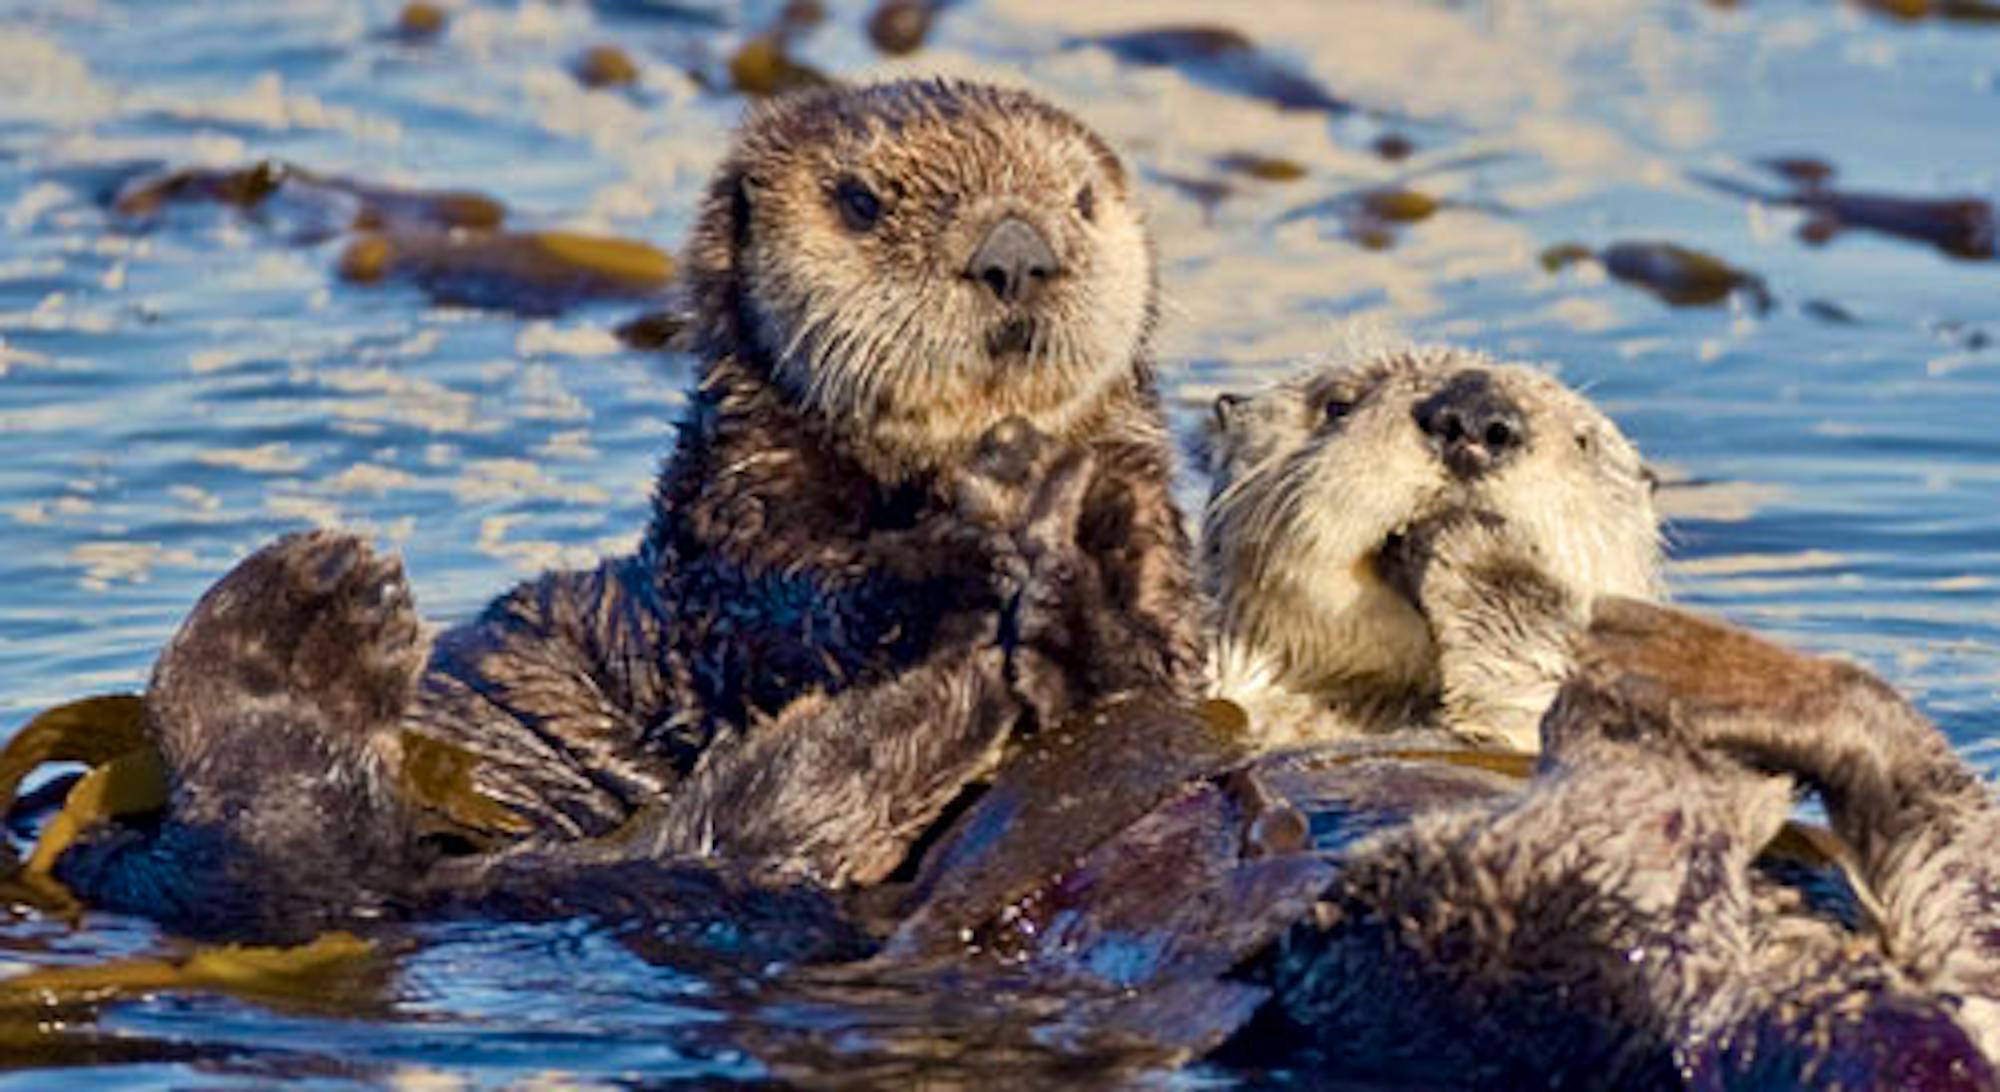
left=685, top=78, right=1154, bottom=483
left=1200, top=345, right=1663, bottom=734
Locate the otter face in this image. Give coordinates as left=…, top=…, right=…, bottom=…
left=687, top=78, right=1154, bottom=481
left=1201, top=346, right=1662, bottom=707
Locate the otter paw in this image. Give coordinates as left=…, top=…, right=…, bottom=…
left=952, top=415, right=1055, bottom=530
left=1386, top=511, right=1541, bottom=610
left=1006, top=447, right=1183, bottom=718
left=1387, top=511, right=1576, bottom=664
left=157, top=531, right=426, bottom=732
left=1008, top=449, right=1101, bottom=648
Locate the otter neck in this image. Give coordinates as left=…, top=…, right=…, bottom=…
left=1280, top=659, right=1441, bottom=739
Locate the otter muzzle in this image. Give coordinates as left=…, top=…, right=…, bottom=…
left=966, top=217, right=1058, bottom=305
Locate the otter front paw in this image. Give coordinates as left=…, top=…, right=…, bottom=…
left=917, top=417, right=1057, bottom=649
left=1007, top=446, right=1104, bottom=724
left=1387, top=512, right=1577, bottom=748
left=950, top=418, right=1152, bottom=724
left=954, top=415, right=1056, bottom=531
left=1385, top=510, right=1570, bottom=637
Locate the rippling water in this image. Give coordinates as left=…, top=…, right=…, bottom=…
left=0, top=0, right=1995, bottom=1084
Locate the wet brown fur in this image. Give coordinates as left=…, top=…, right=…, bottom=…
left=1247, top=596, right=2000, bottom=1086
left=54, top=79, right=1204, bottom=930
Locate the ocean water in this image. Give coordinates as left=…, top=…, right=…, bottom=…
left=0, top=0, right=1994, bottom=1084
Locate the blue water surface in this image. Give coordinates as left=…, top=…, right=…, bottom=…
left=0, top=0, right=1995, bottom=1084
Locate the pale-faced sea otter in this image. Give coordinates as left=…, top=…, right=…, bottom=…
left=884, top=347, right=2000, bottom=1087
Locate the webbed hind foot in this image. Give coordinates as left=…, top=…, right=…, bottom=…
left=55, top=531, right=434, bottom=935
left=1566, top=596, right=2000, bottom=1052
left=150, top=529, right=425, bottom=756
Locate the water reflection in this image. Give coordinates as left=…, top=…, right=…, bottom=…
left=0, top=0, right=1995, bottom=1083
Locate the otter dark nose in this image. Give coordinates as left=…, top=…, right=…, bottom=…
left=1414, top=370, right=1528, bottom=478
left=967, top=217, right=1059, bottom=305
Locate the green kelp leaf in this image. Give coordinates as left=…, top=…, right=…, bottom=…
left=339, top=230, right=675, bottom=315
left=0, top=695, right=147, bottom=822
left=398, top=732, right=534, bottom=838
left=0, top=931, right=378, bottom=1008
left=27, top=747, right=169, bottom=875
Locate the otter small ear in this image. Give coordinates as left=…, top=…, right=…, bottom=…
left=1212, top=392, right=1247, bottom=431
left=1639, top=464, right=1661, bottom=495
left=729, top=173, right=754, bottom=249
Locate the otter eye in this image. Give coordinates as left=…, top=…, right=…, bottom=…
left=1076, top=183, right=1096, bottom=223
left=1322, top=398, right=1354, bottom=426
left=834, top=176, right=882, bottom=232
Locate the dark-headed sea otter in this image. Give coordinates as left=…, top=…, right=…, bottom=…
left=48, top=78, right=1202, bottom=934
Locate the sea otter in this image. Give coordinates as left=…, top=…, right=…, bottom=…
left=1239, top=598, right=2000, bottom=1088
left=46, top=77, right=1202, bottom=933
left=1198, top=340, right=1662, bottom=751
left=884, top=348, right=2000, bottom=1085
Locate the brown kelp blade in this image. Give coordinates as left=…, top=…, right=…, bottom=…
left=339, top=230, right=674, bottom=315
left=1081, top=26, right=1351, bottom=115
left=0, top=931, right=381, bottom=1009
left=26, top=747, right=170, bottom=875
left=0, top=695, right=147, bottom=824
left=396, top=731, right=534, bottom=840
left=890, top=696, right=1253, bottom=955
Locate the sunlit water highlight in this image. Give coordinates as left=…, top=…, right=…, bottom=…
left=0, top=0, right=1995, bottom=1083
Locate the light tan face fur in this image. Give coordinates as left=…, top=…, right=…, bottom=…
left=1200, top=345, right=1663, bottom=713
left=703, top=80, right=1154, bottom=482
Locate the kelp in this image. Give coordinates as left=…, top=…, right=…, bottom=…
left=25, top=748, right=169, bottom=876
left=1695, top=165, right=1995, bottom=261
left=727, top=35, right=835, bottom=97
left=0, top=931, right=385, bottom=1015
left=0, top=695, right=147, bottom=824
left=1215, top=153, right=1308, bottom=183
left=1080, top=26, right=1351, bottom=115
left=1854, top=0, right=2000, bottom=23
left=1543, top=240, right=1773, bottom=311
left=573, top=44, right=641, bottom=89
left=869, top=0, right=945, bottom=56
left=396, top=732, right=533, bottom=841
left=1281, top=185, right=1447, bottom=250
left=112, top=161, right=505, bottom=240
left=614, top=306, right=694, bottom=351
left=338, top=230, right=675, bottom=315
left=391, top=2, right=446, bottom=42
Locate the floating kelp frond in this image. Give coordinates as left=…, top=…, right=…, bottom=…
left=1080, top=26, right=1351, bottom=115
left=26, top=747, right=169, bottom=876
left=869, top=0, right=945, bottom=56
left=0, top=931, right=380, bottom=1009
left=573, top=44, right=641, bottom=89
left=0, top=695, right=146, bottom=833
left=112, top=161, right=506, bottom=241
left=727, top=35, right=835, bottom=97
left=397, top=731, right=534, bottom=841
left=1542, top=240, right=1773, bottom=311
left=338, top=230, right=675, bottom=315
left=1694, top=168, right=1996, bottom=261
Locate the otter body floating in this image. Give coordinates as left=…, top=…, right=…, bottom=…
left=33, top=77, right=1201, bottom=940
